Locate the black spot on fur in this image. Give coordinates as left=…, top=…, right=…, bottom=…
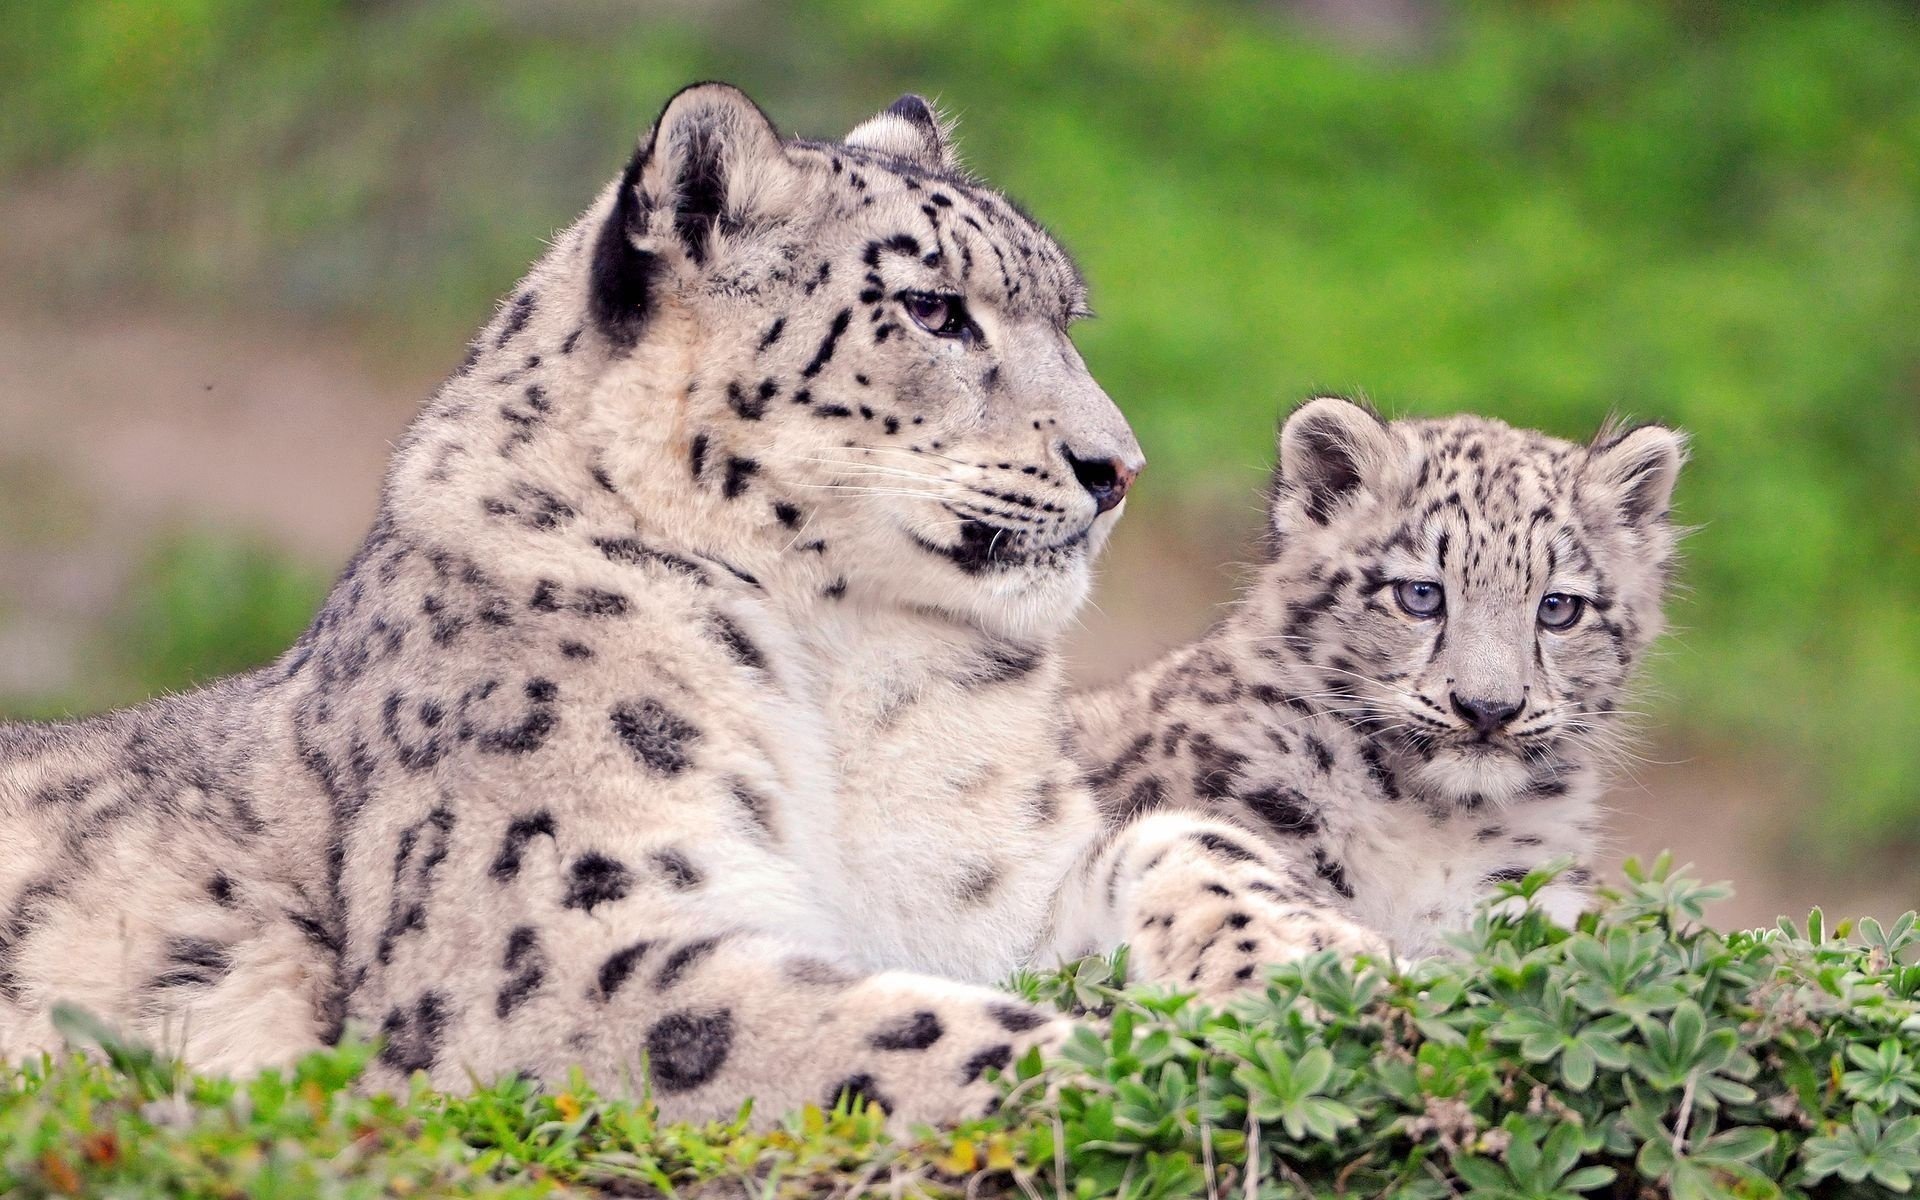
left=1313, top=848, right=1356, bottom=900
left=206, top=873, right=237, bottom=907
left=786, top=957, right=857, bottom=987
left=379, top=991, right=450, bottom=1075
left=708, top=613, right=764, bottom=669
left=1189, top=735, right=1250, bottom=802
left=490, top=811, right=557, bottom=881
left=655, top=937, right=720, bottom=990
left=772, top=501, right=802, bottom=528
left=496, top=292, right=536, bottom=348
left=989, top=1002, right=1047, bottom=1033
left=955, top=642, right=1042, bottom=688
left=610, top=698, right=701, bottom=775
left=961, top=1043, right=1014, bottom=1084
left=1303, top=735, right=1336, bottom=773
left=148, top=936, right=233, bottom=989
left=726, top=381, right=768, bottom=421
left=646, top=1008, right=734, bottom=1092
left=801, top=309, right=853, bottom=378
left=955, top=860, right=1001, bottom=905
left=722, top=456, right=759, bottom=498
left=1118, top=774, right=1165, bottom=820
left=590, top=132, right=660, bottom=351
left=375, top=806, right=456, bottom=965
left=597, top=940, right=653, bottom=1000
left=495, top=926, right=546, bottom=1018
left=689, top=432, right=709, bottom=479
left=826, top=1074, right=892, bottom=1114
left=869, top=1010, right=944, bottom=1052
left=1241, top=787, right=1320, bottom=836
left=473, top=679, right=560, bottom=755
left=572, top=588, right=629, bottom=618
left=562, top=852, right=633, bottom=912
left=595, top=536, right=710, bottom=584
left=1194, top=831, right=1258, bottom=864
left=651, top=848, right=704, bottom=890
left=1086, top=730, right=1154, bottom=794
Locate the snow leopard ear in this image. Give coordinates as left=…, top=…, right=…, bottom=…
left=1272, top=396, right=1396, bottom=529
left=1583, top=420, right=1688, bottom=527
left=843, top=94, right=958, bottom=173
left=590, top=82, right=799, bottom=350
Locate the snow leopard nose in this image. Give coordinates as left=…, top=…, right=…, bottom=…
left=1063, top=447, right=1140, bottom=515
left=1450, top=693, right=1525, bottom=737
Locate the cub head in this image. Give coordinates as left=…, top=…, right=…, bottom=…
left=584, top=83, right=1141, bottom=640
left=1262, top=396, right=1687, bottom=806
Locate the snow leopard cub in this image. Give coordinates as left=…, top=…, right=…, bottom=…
left=1073, top=397, right=1687, bottom=957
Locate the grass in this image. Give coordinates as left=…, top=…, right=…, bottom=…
left=7, top=858, right=1920, bottom=1198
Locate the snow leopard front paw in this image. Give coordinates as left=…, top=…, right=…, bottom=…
left=1132, top=888, right=1392, bottom=1003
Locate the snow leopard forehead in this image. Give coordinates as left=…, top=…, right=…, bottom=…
left=782, top=134, right=1091, bottom=329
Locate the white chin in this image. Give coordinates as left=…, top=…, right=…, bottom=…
left=1412, top=747, right=1533, bottom=805
left=886, top=547, right=1091, bottom=642
left=960, top=557, right=1091, bottom=642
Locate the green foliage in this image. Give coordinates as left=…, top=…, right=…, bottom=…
left=0, top=532, right=327, bottom=722
left=7, top=858, right=1920, bottom=1197
left=108, top=532, right=329, bottom=698
left=1, top=0, right=1915, bottom=841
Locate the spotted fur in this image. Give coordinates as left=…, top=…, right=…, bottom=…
left=0, top=85, right=1339, bottom=1125
left=1073, top=398, right=1688, bottom=956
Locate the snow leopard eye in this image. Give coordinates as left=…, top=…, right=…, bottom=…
left=904, top=291, right=977, bottom=343
left=1538, top=592, right=1585, bottom=630
left=1393, top=580, right=1445, bottom=619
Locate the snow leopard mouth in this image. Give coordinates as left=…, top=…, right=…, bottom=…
left=908, top=513, right=1091, bottom=576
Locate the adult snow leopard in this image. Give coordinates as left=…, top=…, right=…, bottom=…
left=0, top=85, right=1372, bottom=1126
left=1073, top=397, right=1687, bottom=959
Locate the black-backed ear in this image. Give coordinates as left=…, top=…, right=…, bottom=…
left=1272, top=396, right=1396, bottom=528
left=843, top=93, right=958, bottom=173
left=590, top=82, right=797, bottom=351
left=1583, top=420, right=1688, bottom=526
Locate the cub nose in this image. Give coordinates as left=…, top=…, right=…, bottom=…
left=1062, top=447, right=1140, bottom=515
left=1450, top=693, right=1524, bottom=737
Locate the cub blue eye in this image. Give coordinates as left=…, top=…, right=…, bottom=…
left=1538, top=592, right=1585, bottom=629
left=1394, top=580, right=1445, bottom=618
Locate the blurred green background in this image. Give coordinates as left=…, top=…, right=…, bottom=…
left=1, top=0, right=1915, bottom=917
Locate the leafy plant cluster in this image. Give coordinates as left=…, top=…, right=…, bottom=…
left=4, top=858, right=1918, bottom=1198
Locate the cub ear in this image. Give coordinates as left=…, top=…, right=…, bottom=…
left=1583, top=420, right=1688, bottom=526
left=1272, top=396, right=1396, bottom=528
left=590, top=82, right=798, bottom=349
left=843, top=94, right=959, bottom=173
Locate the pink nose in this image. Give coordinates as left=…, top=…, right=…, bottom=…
left=1065, top=450, right=1140, bottom=514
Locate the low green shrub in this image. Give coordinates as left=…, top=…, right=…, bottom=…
left=4, top=857, right=1916, bottom=1197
